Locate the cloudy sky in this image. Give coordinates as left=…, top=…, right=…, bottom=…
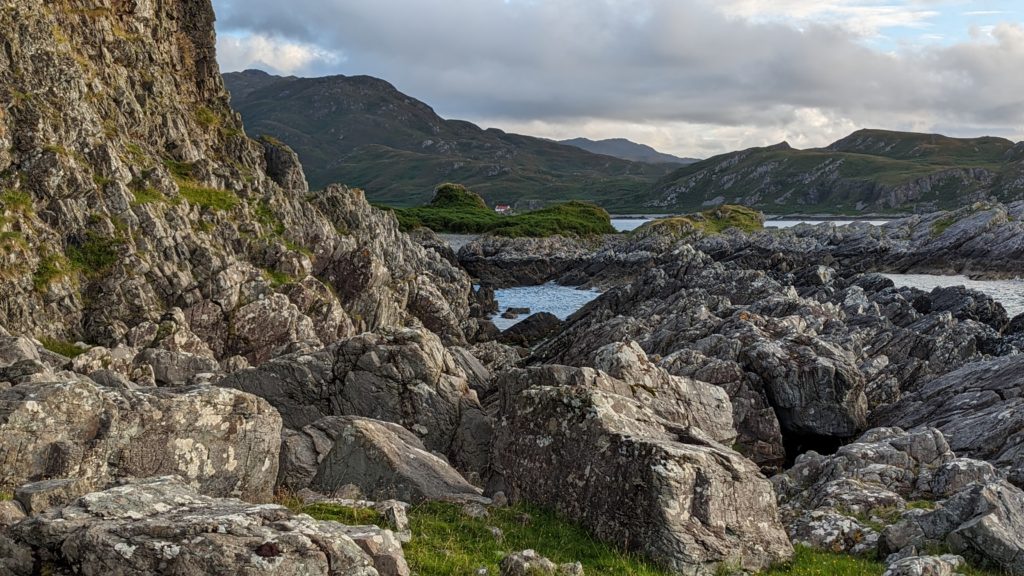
left=212, top=0, right=1024, bottom=159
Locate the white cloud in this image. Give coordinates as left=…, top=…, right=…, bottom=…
left=211, top=0, right=1024, bottom=157
left=216, top=34, right=344, bottom=76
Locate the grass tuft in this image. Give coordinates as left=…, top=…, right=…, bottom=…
left=179, top=183, right=240, bottom=212
left=39, top=337, right=87, bottom=358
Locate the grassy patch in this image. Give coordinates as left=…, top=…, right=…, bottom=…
left=163, top=159, right=195, bottom=180
left=67, top=232, right=122, bottom=276
left=304, top=503, right=383, bottom=525
left=0, top=189, right=33, bottom=214
left=262, top=268, right=293, bottom=288
left=39, top=337, right=87, bottom=358
left=763, top=545, right=886, bottom=576
left=33, top=253, right=72, bottom=292
left=305, top=502, right=668, bottom=575
left=132, top=187, right=168, bottom=205
left=390, top=183, right=616, bottom=237
left=931, top=216, right=956, bottom=237
left=179, top=183, right=240, bottom=212
left=638, top=205, right=764, bottom=237
left=195, top=107, right=221, bottom=128
left=0, top=491, right=11, bottom=501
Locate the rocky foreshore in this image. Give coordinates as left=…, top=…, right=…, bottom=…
left=2, top=0, right=1024, bottom=575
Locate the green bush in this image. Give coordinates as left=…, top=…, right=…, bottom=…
left=637, top=205, right=764, bottom=237
left=32, top=253, right=72, bottom=291
left=388, top=184, right=615, bottom=237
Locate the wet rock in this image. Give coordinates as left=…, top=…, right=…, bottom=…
left=278, top=416, right=482, bottom=503
left=7, top=476, right=381, bottom=576
left=498, top=312, right=562, bottom=347
left=0, top=379, right=280, bottom=500
left=493, top=381, right=792, bottom=573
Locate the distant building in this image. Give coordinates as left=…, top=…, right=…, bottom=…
left=494, top=204, right=512, bottom=214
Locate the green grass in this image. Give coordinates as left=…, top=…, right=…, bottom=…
left=638, top=205, right=764, bottom=237
left=39, top=337, right=87, bottom=358
left=762, top=546, right=885, bottom=576
left=0, top=189, right=33, bottom=214
left=66, top=232, right=121, bottom=276
left=132, top=187, right=168, bottom=205
left=302, top=502, right=1009, bottom=576
left=390, top=183, right=616, bottom=237
left=305, top=502, right=668, bottom=576
left=931, top=216, right=956, bottom=236
left=32, top=253, right=72, bottom=292
left=195, top=106, right=221, bottom=128
left=262, top=268, right=293, bottom=287
left=163, top=159, right=194, bottom=180
left=178, top=183, right=240, bottom=212
left=0, top=491, right=11, bottom=501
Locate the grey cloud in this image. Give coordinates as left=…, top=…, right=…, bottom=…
left=211, top=0, right=1024, bottom=146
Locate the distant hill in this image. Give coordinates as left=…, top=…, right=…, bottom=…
left=649, top=129, right=1024, bottom=214
left=560, top=137, right=698, bottom=165
left=223, top=70, right=673, bottom=209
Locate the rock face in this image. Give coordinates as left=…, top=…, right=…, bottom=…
left=220, top=328, right=491, bottom=479
left=5, top=476, right=382, bottom=576
left=492, top=371, right=792, bottom=573
left=0, top=0, right=474, bottom=360
left=278, top=416, right=482, bottom=503
left=874, top=355, right=1024, bottom=486
left=0, top=378, right=281, bottom=501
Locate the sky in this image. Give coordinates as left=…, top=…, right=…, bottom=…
left=211, top=0, right=1024, bottom=159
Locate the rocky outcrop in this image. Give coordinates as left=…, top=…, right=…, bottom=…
left=220, top=328, right=490, bottom=479
left=4, top=476, right=382, bottom=576
left=772, top=426, right=1024, bottom=574
left=874, top=355, right=1024, bottom=486
left=0, top=0, right=474, bottom=361
left=498, top=312, right=563, bottom=347
left=0, top=378, right=280, bottom=501
left=492, top=375, right=792, bottom=573
left=278, top=416, right=482, bottom=503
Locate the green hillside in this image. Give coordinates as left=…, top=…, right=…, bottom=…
left=651, top=130, right=1024, bottom=214
left=223, top=70, right=672, bottom=210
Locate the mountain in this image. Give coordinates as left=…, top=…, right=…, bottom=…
left=223, top=70, right=674, bottom=209
left=560, top=137, right=698, bottom=165
left=650, top=129, right=1024, bottom=214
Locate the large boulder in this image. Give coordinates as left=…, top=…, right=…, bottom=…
left=492, top=380, right=792, bottom=573
left=279, top=416, right=482, bottom=503
left=219, top=328, right=488, bottom=478
left=498, top=312, right=563, bottom=347
left=0, top=379, right=280, bottom=501
left=6, top=476, right=382, bottom=576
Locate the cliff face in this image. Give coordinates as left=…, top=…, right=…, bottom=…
left=0, top=0, right=474, bottom=355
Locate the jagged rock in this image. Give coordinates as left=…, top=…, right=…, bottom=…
left=883, top=554, right=965, bottom=576
left=279, top=416, right=482, bottom=503
left=493, top=381, right=792, bottom=573
left=0, top=500, right=26, bottom=526
left=339, top=525, right=411, bottom=576
left=787, top=510, right=879, bottom=555
left=0, top=337, right=39, bottom=368
left=874, top=355, right=1024, bottom=486
left=6, top=477, right=381, bottom=576
left=374, top=500, right=411, bottom=542
left=498, top=312, right=562, bottom=347
left=14, top=478, right=90, bottom=516
left=220, top=328, right=487, bottom=477
left=0, top=379, right=280, bottom=500
left=882, top=481, right=1024, bottom=575
left=133, top=347, right=221, bottom=386
left=499, top=550, right=583, bottom=576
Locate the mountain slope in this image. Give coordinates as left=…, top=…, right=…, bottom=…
left=650, top=129, right=1024, bottom=214
left=560, top=137, right=698, bottom=165
left=223, top=70, right=674, bottom=209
